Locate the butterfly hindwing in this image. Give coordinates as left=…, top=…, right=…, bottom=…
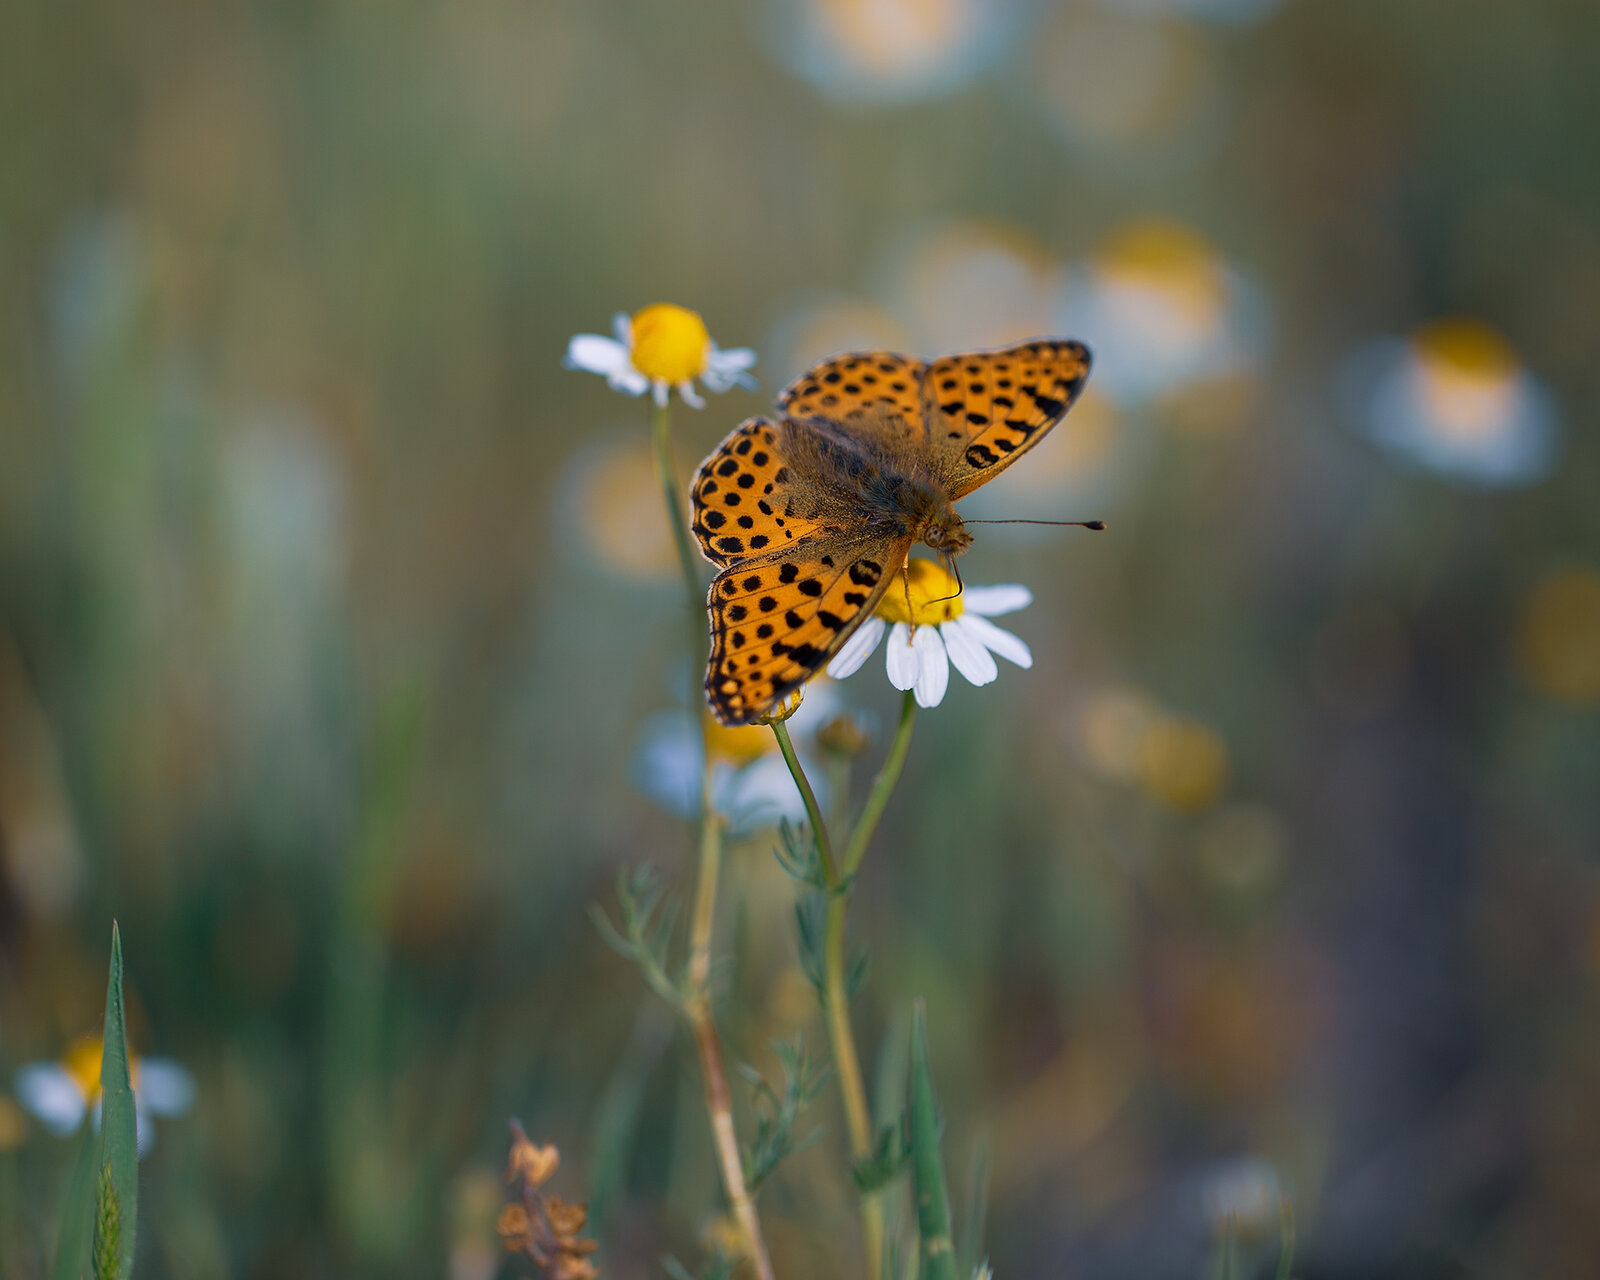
left=923, top=340, right=1092, bottom=499
left=691, top=418, right=832, bottom=568
left=705, top=533, right=912, bottom=725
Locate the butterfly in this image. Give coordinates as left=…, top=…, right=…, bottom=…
left=690, top=340, right=1092, bottom=725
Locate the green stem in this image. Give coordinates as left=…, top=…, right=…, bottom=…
left=770, top=720, right=838, bottom=884
left=771, top=720, right=887, bottom=1280
left=841, top=691, right=917, bottom=878
left=909, top=1001, right=959, bottom=1280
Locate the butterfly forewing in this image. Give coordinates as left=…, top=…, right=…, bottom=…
left=922, top=340, right=1092, bottom=498
left=779, top=352, right=927, bottom=441
left=705, top=533, right=913, bottom=725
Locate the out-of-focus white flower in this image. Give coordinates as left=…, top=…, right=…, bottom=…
left=1056, top=218, right=1267, bottom=409
left=759, top=0, right=1016, bottom=105
left=827, top=559, right=1034, bottom=709
left=554, top=434, right=680, bottom=584
left=15, top=1033, right=196, bottom=1158
left=1200, top=1156, right=1282, bottom=1236
left=879, top=218, right=1064, bottom=354
left=634, top=681, right=842, bottom=833
left=565, top=305, right=756, bottom=409
left=1345, top=317, right=1560, bottom=487
left=765, top=295, right=914, bottom=389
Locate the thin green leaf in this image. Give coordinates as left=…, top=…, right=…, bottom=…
left=50, top=1124, right=99, bottom=1280
left=853, top=1114, right=912, bottom=1194
left=1274, top=1197, right=1297, bottom=1280
left=909, top=1001, right=958, bottom=1280
left=97, top=922, right=138, bottom=1280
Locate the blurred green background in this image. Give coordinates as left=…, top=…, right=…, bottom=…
left=2, top=1, right=1598, bottom=1277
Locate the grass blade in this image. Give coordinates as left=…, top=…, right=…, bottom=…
left=909, top=1001, right=958, bottom=1280
left=95, top=922, right=138, bottom=1279
left=50, top=1125, right=98, bottom=1280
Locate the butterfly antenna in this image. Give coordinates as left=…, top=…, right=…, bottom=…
left=963, top=519, right=1107, bottom=530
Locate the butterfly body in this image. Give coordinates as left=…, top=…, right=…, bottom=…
left=691, top=340, right=1091, bottom=725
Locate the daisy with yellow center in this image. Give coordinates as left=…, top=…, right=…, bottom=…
left=826, top=559, right=1034, bottom=709
left=634, top=682, right=843, bottom=833
left=1351, top=317, right=1559, bottom=486
left=565, top=304, right=757, bottom=409
left=15, top=1032, right=195, bottom=1157
left=1057, top=218, right=1266, bottom=408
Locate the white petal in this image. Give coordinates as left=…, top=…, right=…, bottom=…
left=961, top=584, right=1033, bottom=617
left=911, top=625, right=950, bottom=708
left=632, top=713, right=704, bottom=819
left=135, top=1103, right=156, bottom=1158
left=885, top=622, right=919, bottom=690
left=137, top=1058, right=197, bottom=1117
left=606, top=366, right=650, bottom=396
left=652, top=380, right=671, bottom=408
left=676, top=380, right=706, bottom=409
left=725, top=754, right=824, bottom=834
left=15, top=1064, right=87, bottom=1135
left=702, top=346, right=759, bottom=391
left=611, top=312, right=632, bottom=344
left=564, top=334, right=632, bottom=377
left=958, top=612, right=1032, bottom=668
left=828, top=616, right=887, bottom=678
left=941, top=618, right=999, bottom=686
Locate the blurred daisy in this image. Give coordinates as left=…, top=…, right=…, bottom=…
left=759, top=0, right=1015, bottom=105
left=635, top=682, right=840, bottom=833
left=879, top=218, right=1063, bottom=353
left=1516, top=565, right=1600, bottom=704
left=1346, top=317, right=1560, bottom=487
left=15, top=1033, right=195, bottom=1158
left=565, top=304, right=756, bottom=409
left=554, top=434, right=679, bottom=584
left=1056, top=218, right=1267, bottom=409
left=1072, top=685, right=1230, bottom=812
left=1199, top=1156, right=1282, bottom=1237
left=827, top=558, right=1033, bottom=709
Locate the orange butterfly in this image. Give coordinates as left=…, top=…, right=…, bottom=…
left=690, top=340, right=1092, bottom=725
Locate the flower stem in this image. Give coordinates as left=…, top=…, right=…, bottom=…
left=772, top=700, right=926, bottom=1280
left=841, top=691, right=917, bottom=879
left=650, top=400, right=775, bottom=1280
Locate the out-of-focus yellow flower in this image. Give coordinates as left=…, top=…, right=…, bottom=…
left=1075, top=687, right=1230, bottom=813
left=1058, top=217, right=1266, bottom=410
left=763, top=0, right=1011, bottom=105
left=1077, top=687, right=1163, bottom=780
left=883, top=219, right=1062, bottom=353
left=766, top=297, right=913, bottom=388
left=1349, top=317, right=1560, bottom=486
left=1517, top=566, right=1600, bottom=704
left=1138, top=716, right=1229, bottom=813
left=565, top=305, right=756, bottom=409
left=559, top=436, right=678, bottom=583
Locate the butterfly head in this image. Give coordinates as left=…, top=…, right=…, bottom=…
left=921, top=509, right=973, bottom=556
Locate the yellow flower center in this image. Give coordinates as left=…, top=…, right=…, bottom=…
left=629, top=304, right=711, bottom=384
left=702, top=713, right=777, bottom=769
left=59, top=1033, right=145, bottom=1107
left=1094, top=218, right=1225, bottom=330
left=875, top=558, right=964, bottom=626
left=1411, top=318, right=1520, bottom=444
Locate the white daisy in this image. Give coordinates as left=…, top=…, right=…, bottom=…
left=827, top=559, right=1034, bottom=709
left=1344, top=317, right=1559, bottom=487
left=1055, top=218, right=1266, bottom=409
left=633, top=681, right=840, bottom=834
left=15, top=1033, right=196, bottom=1158
left=564, top=303, right=757, bottom=409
